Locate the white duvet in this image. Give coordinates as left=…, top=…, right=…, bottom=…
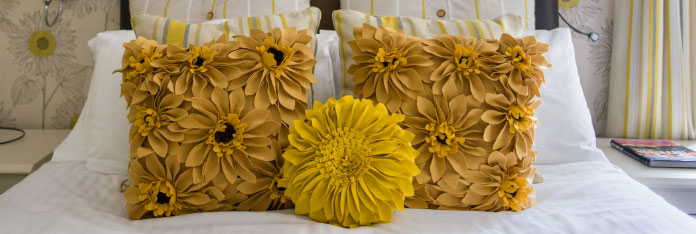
left=1, top=160, right=694, bottom=234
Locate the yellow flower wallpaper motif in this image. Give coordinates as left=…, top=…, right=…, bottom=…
left=177, top=88, right=280, bottom=185
left=281, top=96, right=420, bottom=228
left=124, top=155, right=226, bottom=219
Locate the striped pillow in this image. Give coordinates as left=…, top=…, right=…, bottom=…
left=339, top=0, right=534, bottom=30
left=129, top=0, right=310, bottom=23
left=213, top=0, right=310, bottom=19
left=131, top=7, right=320, bottom=48
left=332, top=9, right=523, bottom=96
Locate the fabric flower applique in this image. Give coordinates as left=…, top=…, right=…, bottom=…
left=151, top=36, right=241, bottom=98
left=228, top=27, right=317, bottom=126
left=236, top=141, right=293, bottom=211
left=493, top=33, right=551, bottom=97
left=400, top=94, right=487, bottom=209
left=347, top=24, right=433, bottom=113
left=124, top=155, right=226, bottom=219
left=281, top=96, right=420, bottom=228
left=177, top=87, right=280, bottom=185
left=423, top=35, right=505, bottom=102
left=462, top=151, right=536, bottom=211
left=115, top=37, right=167, bottom=107
left=481, top=91, right=540, bottom=159
left=128, top=93, right=189, bottom=158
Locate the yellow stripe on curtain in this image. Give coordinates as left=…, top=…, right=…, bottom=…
left=607, top=0, right=694, bottom=140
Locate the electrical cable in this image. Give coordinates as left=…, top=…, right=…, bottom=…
left=558, top=12, right=600, bottom=42
left=0, top=127, right=25, bottom=145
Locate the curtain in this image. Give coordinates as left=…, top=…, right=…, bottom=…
left=606, top=0, right=695, bottom=139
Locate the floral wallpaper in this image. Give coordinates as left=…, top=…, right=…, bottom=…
left=558, top=0, right=615, bottom=136
left=0, top=0, right=119, bottom=129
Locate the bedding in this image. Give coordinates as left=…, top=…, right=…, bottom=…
left=1, top=160, right=694, bottom=233
left=212, top=0, right=310, bottom=19
left=129, top=0, right=216, bottom=23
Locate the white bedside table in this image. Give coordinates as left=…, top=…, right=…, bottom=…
left=596, top=138, right=696, bottom=215
left=0, top=129, right=71, bottom=194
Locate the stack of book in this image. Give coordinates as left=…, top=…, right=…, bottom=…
left=610, top=139, right=696, bottom=168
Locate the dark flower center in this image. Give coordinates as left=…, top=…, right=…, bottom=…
left=437, top=135, right=448, bottom=145
left=194, top=56, right=205, bottom=67
left=215, top=123, right=236, bottom=143
left=267, top=47, right=285, bottom=65
left=37, top=37, right=49, bottom=50
left=156, top=192, right=171, bottom=204
left=510, top=191, right=517, bottom=197
left=273, top=181, right=286, bottom=191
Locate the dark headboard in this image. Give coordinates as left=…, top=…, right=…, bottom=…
left=120, top=0, right=558, bottom=30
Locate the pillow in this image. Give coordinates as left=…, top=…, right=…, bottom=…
left=212, top=0, right=310, bottom=19
left=523, top=28, right=608, bottom=165
left=129, top=0, right=216, bottom=23
left=332, top=9, right=523, bottom=97
left=73, top=30, right=335, bottom=175
left=339, top=0, right=534, bottom=30
left=131, top=7, right=320, bottom=48
left=117, top=29, right=318, bottom=217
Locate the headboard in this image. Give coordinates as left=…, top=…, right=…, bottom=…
left=120, top=0, right=558, bottom=30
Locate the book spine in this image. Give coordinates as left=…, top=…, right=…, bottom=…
left=610, top=140, right=652, bottom=167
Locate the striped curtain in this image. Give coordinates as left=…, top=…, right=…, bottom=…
left=606, top=0, right=695, bottom=139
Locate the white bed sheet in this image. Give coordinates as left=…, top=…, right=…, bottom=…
left=1, top=161, right=694, bottom=234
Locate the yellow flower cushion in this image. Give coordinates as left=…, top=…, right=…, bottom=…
left=344, top=23, right=550, bottom=212
left=333, top=9, right=523, bottom=97
left=131, top=7, right=320, bottom=48
left=116, top=29, right=317, bottom=218
left=280, top=96, right=420, bottom=228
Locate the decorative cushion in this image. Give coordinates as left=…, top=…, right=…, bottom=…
left=129, top=0, right=216, bottom=23
left=339, top=0, right=534, bottom=30
left=343, top=23, right=550, bottom=211
left=332, top=9, right=523, bottom=97
left=129, top=0, right=310, bottom=23
left=131, top=7, right=320, bottom=48
left=280, top=96, right=420, bottom=228
left=212, top=0, right=310, bottom=19
left=116, top=28, right=317, bottom=218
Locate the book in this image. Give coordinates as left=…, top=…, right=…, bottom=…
left=610, top=139, right=696, bottom=168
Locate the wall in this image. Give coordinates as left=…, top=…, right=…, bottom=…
left=0, top=0, right=119, bottom=129
left=559, top=0, right=615, bottom=136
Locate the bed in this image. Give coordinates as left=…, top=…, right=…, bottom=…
left=1, top=1, right=696, bottom=233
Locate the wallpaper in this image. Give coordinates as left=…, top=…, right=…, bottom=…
left=0, top=0, right=119, bottom=129
left=559, top=0, right=615, bottom=136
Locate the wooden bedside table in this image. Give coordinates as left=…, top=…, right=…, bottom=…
left=596, top=138, right=696, bottom=215
left=0, top=129, right=71, bottom=194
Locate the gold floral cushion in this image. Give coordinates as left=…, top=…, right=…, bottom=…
left=117, top=27, right=316, bottom=219
left=345, top=24, right=550, bottom=212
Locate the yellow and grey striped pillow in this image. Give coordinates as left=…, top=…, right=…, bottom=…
left=332, top=9, right=523, bottom=96
left=213, top=0, right=310, bottom=19
left=129, top=0, right=216, bottom=23
left=340, top=0, right=534, bottom=30
left=131, top=7, right=321, bottom=48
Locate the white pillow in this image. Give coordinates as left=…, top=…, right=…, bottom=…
left=524, top=28, right=608, bottom=164
left=83, top=31, right=136, bottom=175
left=72, top=30, right=335, bottom=175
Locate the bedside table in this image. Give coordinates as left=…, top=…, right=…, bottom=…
left=596, top=138, right=696, bottom=215
left=0, top=129, right=71, bottom=194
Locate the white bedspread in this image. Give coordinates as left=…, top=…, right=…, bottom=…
left=1, top=161, right=695, bottom=234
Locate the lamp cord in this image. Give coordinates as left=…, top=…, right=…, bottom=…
left=558, top=12, right=601, bottom=42
left=0, top=127, right=25, bottom=145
